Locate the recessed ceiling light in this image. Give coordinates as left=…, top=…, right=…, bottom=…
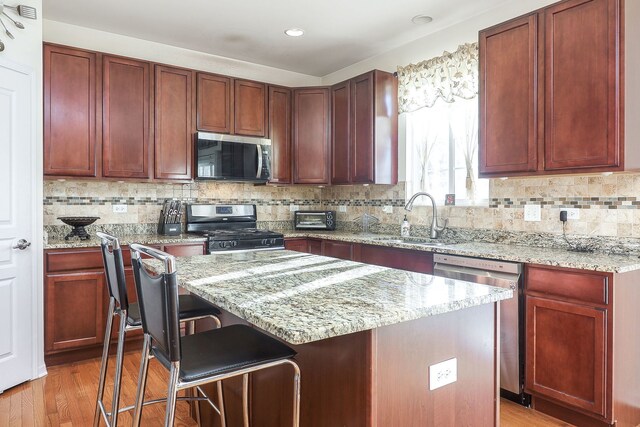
left=284, top=28, right=305, bottom=37
left=411, top=15, right=433, bottom=25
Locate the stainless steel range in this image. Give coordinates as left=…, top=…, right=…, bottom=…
left=186, top=204, right=284, bottom=253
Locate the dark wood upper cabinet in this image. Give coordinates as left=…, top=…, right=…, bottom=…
left=234, top=79, right=267, bottom=137
left=543, top=0, right=621, bottom=171
left=331, top=81, right=351, bottom=184
left=44, top=44, right=98, bottom=177
left=196, top=73, right=233, bottom=134
left=154, top=65, right=194, bottom=180
left=292, top=87, right=331, bottom=184
left=331, top=70, right=398, bottom=185
left=479, top=0, right=623, bottom=177
left=268, top=86, right=292, bottom=184
left=102, top=55, right=151, bottom=179
left=479, top=14, right=538, bottom=175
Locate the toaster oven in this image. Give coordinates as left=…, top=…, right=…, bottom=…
left=294, top=211, right=336, bottom=230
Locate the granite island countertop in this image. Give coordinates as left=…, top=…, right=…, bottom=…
left=284, top=231, right=640, bottom=273
left=143, top=250, right=512, bottom=345
left=45, top=233, right=207, bottom=249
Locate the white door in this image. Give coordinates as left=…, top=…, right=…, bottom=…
left=0, top=60, right=34, bottom=393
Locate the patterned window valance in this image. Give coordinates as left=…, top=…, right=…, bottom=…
left=397, top=42, right=479, bottom=114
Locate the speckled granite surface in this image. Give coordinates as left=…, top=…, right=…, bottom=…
left=45, top=233, right=206, bottom=249
left=285, top=231, right=640, bottom=273
left=143, top=250, right=512, bottom=345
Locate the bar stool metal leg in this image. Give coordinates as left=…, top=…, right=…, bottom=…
left=165, top=361, right=181, bottom=427
left=93, top=297, right=116, bottom=427
left=290, top=361, right=301, bottom=427
left=108, top=309, right=128, bottom=427
left=132, top=334, right=152, bottom=427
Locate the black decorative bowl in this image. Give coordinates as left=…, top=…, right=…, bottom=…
left=58, top=216, right=100, bottom=240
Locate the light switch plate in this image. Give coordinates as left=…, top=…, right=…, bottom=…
left=524, top=204, right=541, bottom=222
left=338, top=205, right=347, bottom=213
left=429, top=358, right=457, bottom=390
left=382, top=205, right=393, bottom=214
left=289, top=204, right=299, bottom=212
left=113, top=204, right=127, bottom=213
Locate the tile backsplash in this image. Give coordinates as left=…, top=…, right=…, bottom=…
left=45, top=172, right=640, bottom=239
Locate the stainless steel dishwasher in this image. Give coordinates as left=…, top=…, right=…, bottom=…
left=433, top=253, right=530, bottom=406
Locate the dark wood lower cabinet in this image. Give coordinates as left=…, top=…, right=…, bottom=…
left=525, top=264, right=640, bottom=427
left=360, top=244, right=433, bottom=274
left=44, top=243, right=206, bottom=365
left=321, top=240, right=355, bottom=260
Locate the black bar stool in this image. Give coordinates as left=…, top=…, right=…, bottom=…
left=93, top=232, right=222, bottom=427
left=129, top=243, right=301, bottom=427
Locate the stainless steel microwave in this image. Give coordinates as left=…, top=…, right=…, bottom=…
left=195, top=132, right=272, bottom=182
left=294, top=211, right=336, bottom=230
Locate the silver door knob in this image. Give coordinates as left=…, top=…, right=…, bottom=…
left=12, top=239, right=31, bottom=250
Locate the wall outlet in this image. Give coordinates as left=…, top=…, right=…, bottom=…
left=564, top=208, right=580, bottom=220
left=338, top=205, right=347, bottom=213
left=524, top=204, right=541, bottom=222
left=382, top=205, right=393, bottom=214
left=289, top=204, right=299, bottom=212
left=429, top=358, right=457, bottom=390
left=112, top=204, right=127, bottom=213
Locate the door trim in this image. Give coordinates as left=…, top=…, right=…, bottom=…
left=0, top=57, right=46, bottom=381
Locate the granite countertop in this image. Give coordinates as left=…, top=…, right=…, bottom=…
left=284, top=231, right=640, bottom=273
left=143, top=250, right=512, bottom=345
left=45, top=233, right=207, bottom=249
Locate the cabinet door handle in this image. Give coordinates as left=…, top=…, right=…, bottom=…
left=12, top=239, right=31, bottom=250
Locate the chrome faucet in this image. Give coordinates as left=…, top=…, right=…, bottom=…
left=404, top=192, right=448, bottom=239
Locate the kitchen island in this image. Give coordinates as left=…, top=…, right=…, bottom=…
left=144, top=250, right=512, bottom=426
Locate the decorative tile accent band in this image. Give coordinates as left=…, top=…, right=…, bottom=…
left=44, top=196, right=318, bottom=207
left=489, top=196, right=639, bottom=209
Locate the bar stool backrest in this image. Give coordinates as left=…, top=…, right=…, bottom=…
left=97, top=232, right=129, bottom=311
left=130, top=243, right=182, bottom=363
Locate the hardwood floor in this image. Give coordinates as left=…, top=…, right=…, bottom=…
left=0, top=350, right=571, bottom=426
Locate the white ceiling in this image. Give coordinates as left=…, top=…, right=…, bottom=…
left=43, top=0, right=509, bottom=77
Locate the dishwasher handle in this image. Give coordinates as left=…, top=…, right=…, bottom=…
left=434, top=263, right=519, bottom=290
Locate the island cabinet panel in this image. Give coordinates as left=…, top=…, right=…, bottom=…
left=479, top=14, right=538, bottom=176
left=196, top=72, right=233, bottom=134
left=102, top=55, right=151, bottom=179
left=292, top=87, right=331, bottom=184
left=374, top=303, right=497, bottom=426
left=268, top=86, right=292, bottom=184
left=234, top=79, right=267, bottom=137
left=154, top=65, right=194, bottom=180
left=220, top=301, right=498, bottom=426
left=44, top=44, right=99, bottom=177
left=331, top=71, right=398, bottom=185
left=360, top=244, right=433, bottom=274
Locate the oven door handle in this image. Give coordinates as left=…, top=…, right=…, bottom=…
left=256, top=144, right=263, bottom=179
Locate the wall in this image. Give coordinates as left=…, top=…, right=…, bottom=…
left=43, top=20, right=321, bottom=87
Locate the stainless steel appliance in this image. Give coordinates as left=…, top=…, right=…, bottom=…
left=195, top=132, right=272, bottom=182
left=186, top=204, right=284, bottom=253
left=294, top=210, right=336, bottom=230
left=432, top=253, right=530, bottom=406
